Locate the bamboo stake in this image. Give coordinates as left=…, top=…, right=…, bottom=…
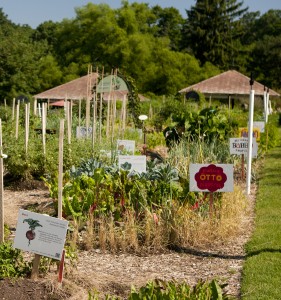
left=12, top=98, right=15, bottom=121
left=33, top=98, right=37, bottom=116
left=15, top=100, right=20, bottom=140
left=0, top=119, right=4, bottom=243
left=92, top=92, right=97, bottom=148
left=25, top=103, right=30, bottom=155
left=66, top=101, right=71, bottom=145
left=111, top=69, right=118, bottom=142
left=99, top=67, right=104, bottom=143
left=78, top=98, right=81, bottom=128
left=42, top=103, right=46, bottom=156
left=106, top=69, right=113, bottom=138
left=58, top=119, right=64, bottom=219
left=121, top=94, right=127, bottom=138
left=86, top=65, right=92, bottom=137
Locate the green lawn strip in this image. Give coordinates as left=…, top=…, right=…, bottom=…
left=241, top=127, right=281, bottom=300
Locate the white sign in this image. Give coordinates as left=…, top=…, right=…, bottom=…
left=118, top=155, right=146, bottom=173
left=229, top=138, right=258, bottom=158
left=14, top=209, right=68, bottom=260
left=117, top=139, right=135, bottom=155
left=252, top=121, right=265, bottom=133
left=189, top=164, right=234, bottom=192
left=76, top=126, right=92, bottom=138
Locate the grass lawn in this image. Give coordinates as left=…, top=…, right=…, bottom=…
left=241, top=123, right=281, bottom=300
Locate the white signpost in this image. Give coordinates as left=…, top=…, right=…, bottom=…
left=118, top=155, right=146, bottom=173
left=229, top=138, right=258, bottom=158
left=14, top=209, right=68, bottom=260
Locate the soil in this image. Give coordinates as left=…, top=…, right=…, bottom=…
left=1, top=179, right=256, bottom=300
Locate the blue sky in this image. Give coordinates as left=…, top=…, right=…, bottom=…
left=0, top=0, right=280, bottom=29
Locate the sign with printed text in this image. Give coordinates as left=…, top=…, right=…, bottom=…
left=189, top=164, right=233, bottom=192
left=252, top=121, right=265, bottom=133
left=117, top=139, right=135, bottom=155
left=118, top=155, right=146, bottom=173
left=76, top=126, right=92, bottom=138
left=229, top=138, right=258, bottom=158
left=239, top=127, right=260, bottom=141
left=13, top=209, right=68, bottom=260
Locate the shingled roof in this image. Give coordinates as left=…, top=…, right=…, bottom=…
left=34, top=73, right=99, bottom=100
left=179, top=70, right=280, bottom=98
left=34, top=73, right=149, bottom=102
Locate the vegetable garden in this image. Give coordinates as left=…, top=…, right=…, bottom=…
left=0, top=93, right=280, bottom=299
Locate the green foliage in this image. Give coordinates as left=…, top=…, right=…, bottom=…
left=183, top=0, right=248, bottom=68
left=259, top=122, right=280, bottom=152
left=0, top=242, right=31, bottom=279
left=168, top=107, right=237, bottom=142
left=128, top=278, right=230, bottom=300
left=44, top=157, right=181, bottom=219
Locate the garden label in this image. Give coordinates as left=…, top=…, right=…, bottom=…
left=118, top=155, right=146, bottom=173
left=239, top=127, right=260, bottom=141
left=76, top=126, right=93, bottom=138
left=229, top=138, right=258, bottom=158
left=117, top=139, right=135, bottom=155
left=189, top=164, right=233, bottom=192
left=13, top=209, right=69, bottom=260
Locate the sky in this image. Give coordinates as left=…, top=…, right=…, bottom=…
left=0, top=0, right=281, bottom=29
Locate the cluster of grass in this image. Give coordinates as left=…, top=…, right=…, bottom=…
left=65, top=182, right=250, bottom=254
left=241, top=124, right=281, bottom=299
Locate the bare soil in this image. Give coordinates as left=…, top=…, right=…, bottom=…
left=1, top=180, right=256, bottom=300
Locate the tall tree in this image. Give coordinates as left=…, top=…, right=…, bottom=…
left=182, top=0, right=248, bottom=69
left=151, top=5, right=184, bottom=50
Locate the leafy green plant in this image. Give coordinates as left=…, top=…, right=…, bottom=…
left=0, top=242, right=31, bottom=279
left=128, top=278, right=230, bottom=300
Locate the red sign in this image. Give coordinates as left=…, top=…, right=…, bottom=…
left=195, top=164, right=227, bottom=192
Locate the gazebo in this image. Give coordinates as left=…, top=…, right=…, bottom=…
left=179, top=70, right=280, bottom=109
left=34, top=73, right=99, bottom=102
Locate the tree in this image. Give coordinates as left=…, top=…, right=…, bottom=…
left=151, top=5, right=184, bottom=51
left=182, top=0, right=248, bottom=69
left=244, top=10, right=281, bottom=89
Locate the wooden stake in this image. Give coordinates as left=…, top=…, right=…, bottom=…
left=12, top=98, right=15, bottom=121
left=58, top=249, right=65, bottom=283
left=92, top=92, right=97, bottom=148
left=15, top=100, right=20, bottom=140
left=99, top=67, right=104, bottom=143
left=0, top=119, right=4, bottom=243
left=58, top=119, right=64, bottom=220
left=86, top=65, right=92, bottom=136
left=66, top=101, right=71, bottom=145
left=33, top=98, right=37, bottom=116
left=31, top=254, right=41, bottom=280
left=209, top=192, right=214, bottom=217
left=25, top=103, right=30, bottom=155
left=42, top=103, right=46, bottom=156
left=241, top=154, right=245, bottom=180
left=106, top=69, right=113, bottom=138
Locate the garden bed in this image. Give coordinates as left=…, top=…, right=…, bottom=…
left=2, top=182, right=256, bottom=299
